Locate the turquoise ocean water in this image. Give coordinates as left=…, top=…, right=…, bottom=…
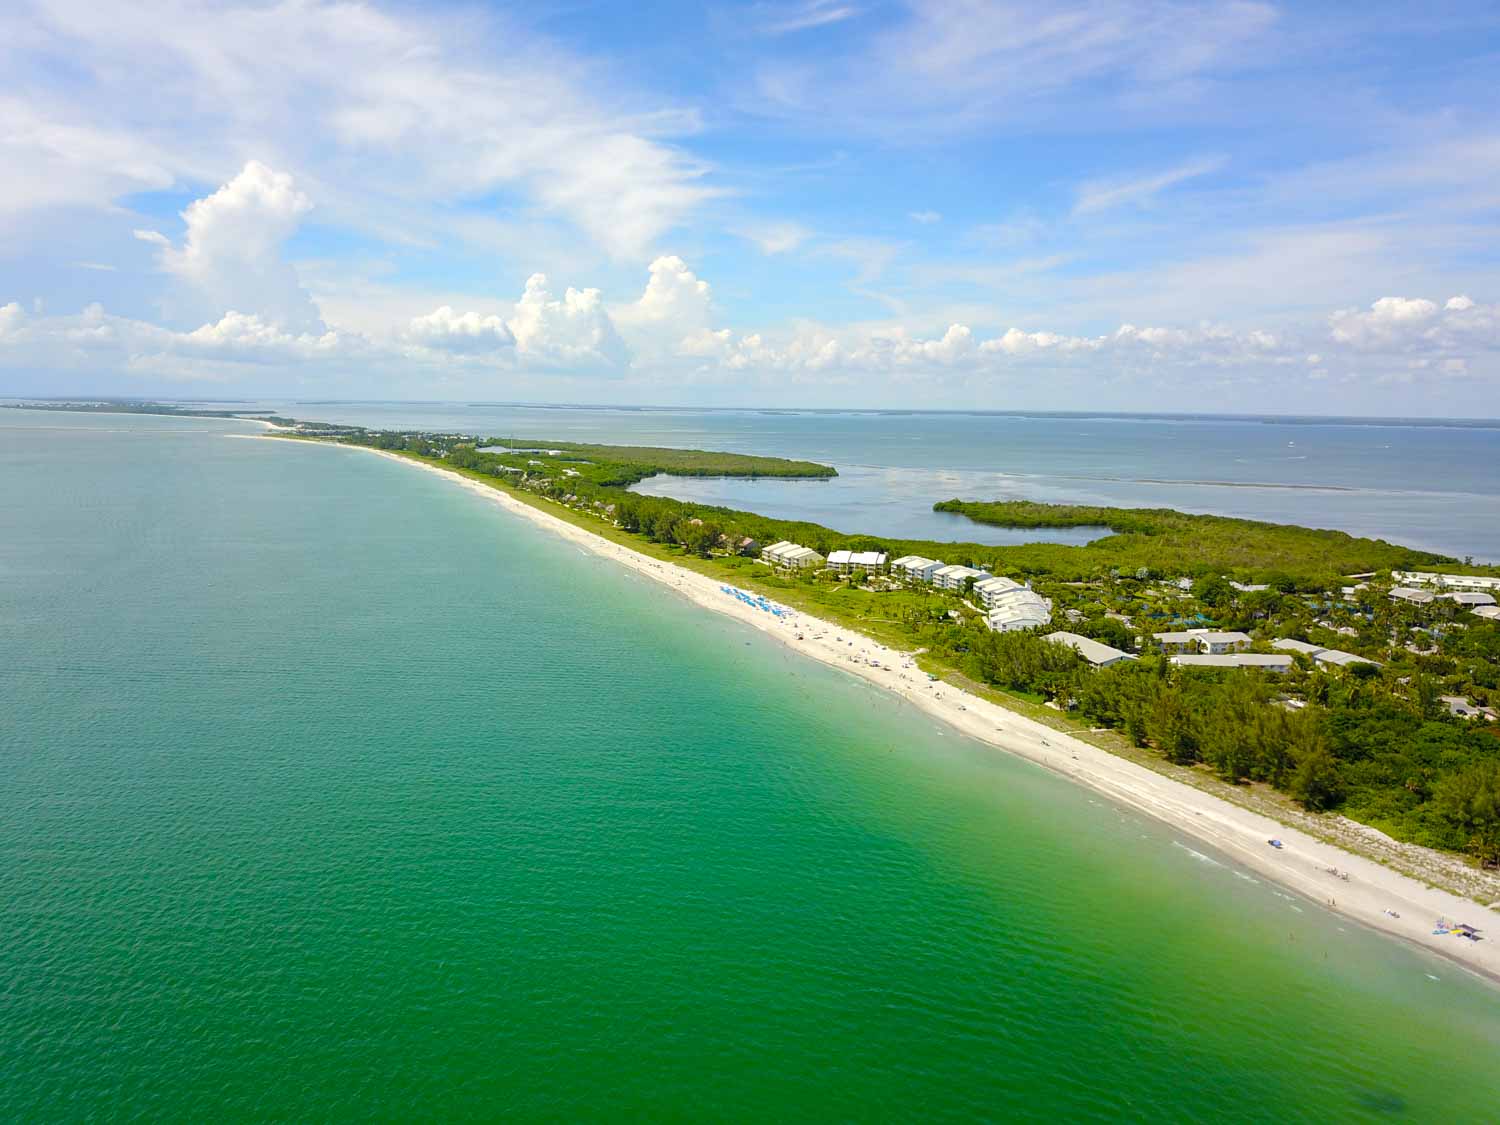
left=3, top=409, right=1500, bottom=1120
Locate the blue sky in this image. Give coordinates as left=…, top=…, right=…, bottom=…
left=2, top=0, right=1498, bottom=413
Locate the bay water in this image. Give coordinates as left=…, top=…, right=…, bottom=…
left=3, top=409, right=1500, bottom=1120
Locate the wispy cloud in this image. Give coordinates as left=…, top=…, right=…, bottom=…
left=909, top=210, right=942, bottom=224
left=4, top=0, right=717, bottom=260
left=757, top=0, right=860, bottom=35
left=747, top=1, right=1278, bottom=133
left=735, top=220, right=813, bottom=254
left=1072, top=156, right=1228, bottom=215
left=814, top=237, right=902, bottom=284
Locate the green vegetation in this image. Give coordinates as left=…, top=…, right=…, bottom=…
left=499, top=440, right=837, bottom=480
left=934, top=499, right=1474, bottom=586
left=939, top=630, right=1500, bottom=864
left=346, top=432, right=835, bottom=487
left=290, top=426, right=1500, bottom=869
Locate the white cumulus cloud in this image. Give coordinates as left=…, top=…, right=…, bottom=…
left=406, top=307, right=515, bottom=354
left=507, top=275, right=627, bottom=368
left=614, top=255, right=716, bottom=357
left=182, top=311, right=343, bottom=359
left=156, top=161, right=321, bottom=332
left=1330, top=296, right=1440, bottom=347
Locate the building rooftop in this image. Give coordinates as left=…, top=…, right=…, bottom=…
left=763, top=541, right=822, bottom=564
left=973, top=575, right=1023, bottom=594
left=1171, top=653, right=1293, bottom=669
left=829, top=549, right=887, bottom=568
left=1045, top=631, right=1132, bottom=666
left=986, top=604, right=1051, bottom=631
left=1393, top=571, right=1500, bottom=591
left=1312, top=648, right=1380, bottom=667
left=1272, top=638, right=1324, bottom=655
left=1154, top=629, right=1250, bottom=646
left=1389, top=587, right=1436, bottom=603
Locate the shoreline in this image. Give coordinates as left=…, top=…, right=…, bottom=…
left=271, top=435, right=1500, bottom=986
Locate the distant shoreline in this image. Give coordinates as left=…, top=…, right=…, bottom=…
left=12, top=398, right=1500, bottom=429
left=263, top=433, right=1500, bottom=989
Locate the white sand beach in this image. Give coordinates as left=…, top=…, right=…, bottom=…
left=281, top=437, right=1500, bottom=985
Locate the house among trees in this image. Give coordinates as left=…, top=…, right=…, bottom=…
left=1389, top=586, right=1436, bottom=604
left=1045, top=631, right=1134, bottom=668
left=1152, top=629, right=1251, bottom=655
left=1171, top=653, right=1293, bottom=673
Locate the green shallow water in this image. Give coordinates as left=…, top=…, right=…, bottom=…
left=2, top=410, right=1499, bottom=1122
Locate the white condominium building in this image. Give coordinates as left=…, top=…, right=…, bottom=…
left=760, top=540, right=826, bottom=569
left=932, top=564, right=992, bottom=592
left=890, top=555, right=946, bottom=583
left=827, top=549, right=889, bottom=574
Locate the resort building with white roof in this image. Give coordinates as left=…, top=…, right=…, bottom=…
left=1392, top=571, right=1500, bottom=592
left=1313, top=648, right=1381, bottom=669
left=1389, top=586, right=1436, bottom=605
left=932, top=564, right=992, bottom=592
left=1271, top=637, right=1379, bottom=668
left=890, top=555, right=946, bottom=583
left=827, top=549, right=889, bottom=574
left=1272, top=638, right=1324, bottom=656
left=1045, top=632, right=1134, bottom=668
left=972, top=575, right=1022, bottom=606
left=1171, top=653, right=1293, bottom=673
left=1444, top=591, right=1496, bottom=606
left=972, top=576, right=1052, bottom=632
left=985, top=598, right=1052, bottom=633
left=760, top=541, right=825, bottom=570
left=1152, top=629, right=1251, bottom=655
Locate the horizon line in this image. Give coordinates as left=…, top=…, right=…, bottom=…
left=6, top=394, right=1500, bottom=429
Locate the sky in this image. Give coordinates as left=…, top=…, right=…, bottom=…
left=2, top=0, right=1499, bottom=415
